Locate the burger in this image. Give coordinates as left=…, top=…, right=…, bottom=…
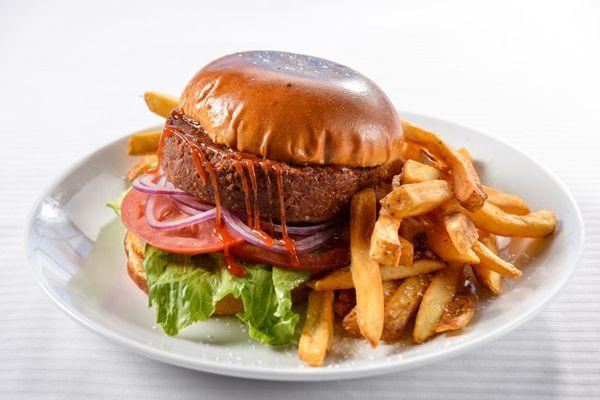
left=112, top=51, right=404, bottom=347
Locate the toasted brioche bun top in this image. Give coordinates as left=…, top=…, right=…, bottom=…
left=179, top=51, right=403, bottom=167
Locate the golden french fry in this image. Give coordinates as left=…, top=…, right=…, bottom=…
left=401, top=120, right=487, bottom=211
left=413, top=263, right=463, bottom=343
left=425, top=225, right=480, bottom=264
left=382, top=274, right=431, bottom=342
left=483, top=186, right=531, bottom=215
left=298, top=290, right=335, bottom=367
left=398, top=236, right=414, bottom=267
left=435, top=291, right=477, bottom=333
left=125, top=154, right=158, bottom=182
left=472, top=233, right=502, bottom=294
left=440, top=212, right=479, bottom=255
left=350, top=189, right=384, bottom=347
left=445, top=200, right=557, bottom=238
left=144, top=92, right=179, bottom=118
left=369, top=211, right=402, bottom=266
left=309, top=259, right=446, bottom=291
left=472, top=241, right=522, bottom=279
left=399, top=217, right=425, bottom=242
left=128, top=130, right=162, bottom=155
left=457, top=148, right=473, bottom=163
left=400, top=159, right=441, bottom=184
left=343, top=281, right=399, bottom=338
left=380, top=180, right=453, bottom=219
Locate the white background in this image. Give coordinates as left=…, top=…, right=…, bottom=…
left=1, top=0, right=599, bottom=398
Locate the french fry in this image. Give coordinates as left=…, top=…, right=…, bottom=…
left=350, top=189, right=384, bottom=347
left=425, top=225, right=480, bottom=264
left=380, top=180, right=453, bottom=219
left=483, top=186, right=531, bottom=215
left=343, top=281, right=399, bottom=338
left=400, top=160, right=441, bottom=184
left=457, top=148, right=472, bottom=163
left=309, top=260, right=446, bottom=291
left=125, top=154, right=158, bottom=182
left=128, top=130, right=162, bottom=155
left=298, top=290, right=334, bottom=366
left=472, top=240, right=522, bottom=279
left=398, top=236, right=414, bottom=267
left=382, top=274, right=431, bottom=342
left=472, top=233, right=502, bottom=294
left=369, top=211, right=402, bottom=266
left=401, top=120, right=487, bottom=211
left=413, top=263, right=463, bottom=343
left=435, top=291, right=477, bottom=333
left=144, top=92, right=179, bottom=118
left=399, top=217, right=425, bottom=242
left=440, top=212, right=479, bottom=255
left=445, top=199, right=557, bottom=238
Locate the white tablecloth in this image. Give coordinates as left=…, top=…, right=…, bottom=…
left=2, top=1, right=599, bottom=398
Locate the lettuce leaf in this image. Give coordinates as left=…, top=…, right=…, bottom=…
left=142, top=245, right=309, bottom=346
left=106, top=187, right=131, bottom=216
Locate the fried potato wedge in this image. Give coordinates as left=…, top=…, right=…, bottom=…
left=445, top=200, right=557, bottom=238
left=125, top=154, right=158, bottom=182
left=483, top=186, right=531, bottom=215
left=401, top=120, right=487, bottom=211
left=472, top=233, right=502, bottom=294
left=413, top=263, right=463, bottom=343
left=435, top=291, right=477, bottom=333
left=399, top=217, right=426, bottom=242
left=472, top=240, right=522, bottom=278
left=440, top=212, right=479, bottom=255
left=298, top=290, right=335, bottom=366
left=350, top=189, right=384, bottom=347
left=382, top=274, right=431, bottom=342
left=128, top=130, right=162, bottom=155
left=425, top=225, right=480, bottom=264
left=309, top=260, right=446, bottom=291
left=343, top=281, right=399, bottom=338
left=398, top=236, right=414, bottom=267
left=144, top=92, right=178, bottom=118
left=400, top=159, right=441, bottom=184
left=380, top=180, right=453, bottom=220
left=369, top=211, right=402, bottom=266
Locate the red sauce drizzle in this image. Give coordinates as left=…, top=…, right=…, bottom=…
left=245, top=159, right=274, bottom=246
left=259, top=160, right=276, bottom=237
left=146, top=127, right=172, bottom=175
left=233, top=160, right=252, bottom=223
left=272, top=164, right=298, bottom=266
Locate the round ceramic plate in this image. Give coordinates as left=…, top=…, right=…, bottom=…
left=25, top=112, right=584, bottom=381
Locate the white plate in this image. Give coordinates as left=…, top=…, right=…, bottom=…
left=25, top=112, right=584, bottom=381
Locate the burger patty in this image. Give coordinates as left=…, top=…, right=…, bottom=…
left=161, top=110, right=381, bottom=223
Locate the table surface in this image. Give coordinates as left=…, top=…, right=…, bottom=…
left=2, top=1, right=599, bottom=398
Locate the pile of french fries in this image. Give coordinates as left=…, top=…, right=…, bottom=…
left=299, top=120, right=557, bottom=366
left=127, top=92, right=558, bottom=367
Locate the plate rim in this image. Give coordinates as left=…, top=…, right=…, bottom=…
left=24, top=111, right=585, bottom=381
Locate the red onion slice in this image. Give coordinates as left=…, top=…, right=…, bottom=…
left=222, top=210, right=334, bottom=254
left=170, top=194, right=213, bottom=212
left=145, top=194, right=217, bottom=230
left=132, top=172, right=186, bottom=195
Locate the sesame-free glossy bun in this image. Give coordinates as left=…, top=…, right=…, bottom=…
left=179, top=51, right=403, bottom=167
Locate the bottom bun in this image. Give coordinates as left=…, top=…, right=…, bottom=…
left=124, top=231, right=307, bottom=316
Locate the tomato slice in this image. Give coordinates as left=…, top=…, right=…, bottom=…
left=121, top=189, right=244, bottom=254
left=229, top=242, right=350, bottom=271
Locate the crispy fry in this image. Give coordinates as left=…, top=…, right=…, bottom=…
left=472, top=233, right=502, bottom=294
left=369, top=211, right=402, bottom=266
left=298, top=290, right=334, bottom=367
left=380, top=180, right=453, bottom=219
left=445, top=199, right=557, bottom=238
left=440, top=212, right=479, bottom=254
left=483, top=186, right=531, bottom=215
left=125, top=154, right=158, bottom=182
left=399, top=217, right=425, bottom=242
left=309, top=259, right=446, bottom=291
left=413, top=263, right=463, bottom=343
left=398, top=236, right=414, bottom=267
left=382, top=274, right=431, bottom=342
left=400, top=159, right=441, bottom=184
left=128, top=130, right=162, bottom=155
left=343, top=281, right=399, bottom=338
left=425, top=224, right=480, bottom=264
left=435, top=291, right=477, bottom=333
left=472, top=240, right=522, bottom=279
left=144, top=92, right=178, bottom=118
left=401, top=120, right=487, bottom=211
left=350, top=189, right=384, bottom=346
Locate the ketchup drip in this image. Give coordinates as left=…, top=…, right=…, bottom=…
left=233, top=160, right=252, bottom=223
left=245, top=159, right=274, bottom=247
left=272, top=164, right=298, bottom=266
left=146, top=127, right=172, bottom=175
left=259, top=160, right=276, bottom=237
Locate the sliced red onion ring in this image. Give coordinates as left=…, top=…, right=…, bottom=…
left=222, top=210, right=334, bottom=254
left=170, top=194, right=213, bottom=212
left=132, top=172, right=186, bottom=195
left=145, top=194, right=217, bottom=230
